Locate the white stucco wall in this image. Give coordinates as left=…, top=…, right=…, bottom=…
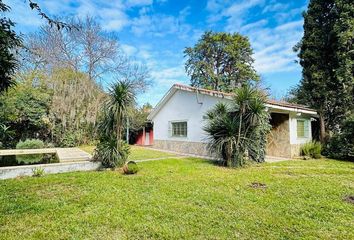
left=152, top=90, right=229, bottom=142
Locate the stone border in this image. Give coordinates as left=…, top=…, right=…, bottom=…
left=0, top=161, right=102, bottom=180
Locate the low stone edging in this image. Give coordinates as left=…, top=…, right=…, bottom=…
left=0, top=161, right=102, bottom=180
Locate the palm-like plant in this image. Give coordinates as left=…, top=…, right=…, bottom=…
left=107, top=81, right=136, bottom=149
left=204, top=85, right=270, bottom=167
left=94, top=80, right=135, bottom=168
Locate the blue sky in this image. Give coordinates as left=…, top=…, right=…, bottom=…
left=5, top=0, right=308, bottom=106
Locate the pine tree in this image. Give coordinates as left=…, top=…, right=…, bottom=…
left=294, top=0, right=354, bottom=141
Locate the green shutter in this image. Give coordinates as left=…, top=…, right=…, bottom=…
left=304, top=120, right=309, bottom=138
left=297, top=119, right=310, bottom=138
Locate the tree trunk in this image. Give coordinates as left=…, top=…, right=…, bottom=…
left=319, top=113, right=326, bottom=143
left=225, top=144, right=232, bottom=167
left=116, top=110, right=121, bottom=150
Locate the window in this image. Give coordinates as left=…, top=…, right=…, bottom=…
left=171, top=122, right=187, bottom=137
left=297, top=119, right=309, bottom=138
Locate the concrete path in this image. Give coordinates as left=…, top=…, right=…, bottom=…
left=141, top=146, right=291, bottom=163
left=56, top=148, right=92, bottom=162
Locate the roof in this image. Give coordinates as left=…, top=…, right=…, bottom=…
left=148, top=83, right=318, bottom=120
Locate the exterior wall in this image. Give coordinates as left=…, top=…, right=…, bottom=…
left=290, top=144, right=302, bottom=157
left=152, top=90, right=229, bottom=143
left=266, top=113, right=291, bottom=157
left=154, top=140, right=210, bottom=156
left=151, top=89, right=315, bottom=158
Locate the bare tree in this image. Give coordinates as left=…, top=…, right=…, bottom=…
left=23, top=16, right=150, bottom=90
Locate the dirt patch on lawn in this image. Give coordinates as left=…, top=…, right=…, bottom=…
left=343, top=195, right=354, bottom=204
left=249, top=182, right=267, bottom=189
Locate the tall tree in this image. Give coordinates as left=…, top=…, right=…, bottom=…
left=23, top=16, right=149, bottom=89
left=184, top=31, right=259, bottom=92
left=47, top=68, right=107, bottom=145
left=0, top=2, right=21, bottom=93
left=293, top=0, right=354, bottom=141
left=0, top=0, right=73, bottom=94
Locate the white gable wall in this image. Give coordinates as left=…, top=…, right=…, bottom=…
left=152, top=89, right=229, bottom=143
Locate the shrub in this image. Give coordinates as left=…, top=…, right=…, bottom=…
left=60, top=131, right=81, bottom=147
left=122, top=161, right=139, bottom=175
left=93, top=139, right=130, bottom=169
left=16, top=139, right=44, bottom=149
left=16, top=139, right=45, bottom=163
left=325, top=115, right=354, bottom=161
left=32, top=167, right=45, bottom=177
left=300, top=141, right=322, bottom=159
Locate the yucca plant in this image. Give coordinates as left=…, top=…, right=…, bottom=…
left=204, top=85, right=271, bottom=167
left=94, top=138, right=130, bottom=168
left=94, top=80, right=135, bottom=168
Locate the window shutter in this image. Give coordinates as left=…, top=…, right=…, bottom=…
left=304, top=120, right=309, bottom=138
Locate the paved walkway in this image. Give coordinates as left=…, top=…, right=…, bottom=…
left=56, top=148, right=92, bottom=162
left=142, top=146, right=291, bottom=163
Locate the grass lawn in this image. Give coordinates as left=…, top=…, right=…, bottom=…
left=79, top=144, right=177, bottom=160
left=0, top=158, right=353, bottom=239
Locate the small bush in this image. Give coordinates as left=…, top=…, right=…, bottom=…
left=123, top=161, right=139, bottom=175
left=93, top=139, right=130, bottom=169
left=16, top=139, right=44, bottom=149
left=60, top=132, right=80, bottom=147
left=300, top=141, right=322, bottom=159
left=32, top=167, right=45, bottom=177
left=16, top=139, right=45, bottom=163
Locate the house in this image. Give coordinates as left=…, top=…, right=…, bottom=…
left=147, top=84, right=319, bottom=158
left=134, top=122, right=154, bottom=146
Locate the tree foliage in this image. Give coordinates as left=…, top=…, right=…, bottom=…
left=0, top=2, right=22, bottom=93
left=0, top=71, right=52, bottom=145
left=325, top=114, right=354, bottom=161
left=292, top=0, right=354, bottom=140
left=47, top=68, right=106, bottom=145
left=184, top=31, right=259, bottom=92
left=204, top=85, right=270, bottom=167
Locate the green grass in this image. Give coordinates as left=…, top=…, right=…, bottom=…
left=0, top=158, right=353, bottom=239
left=79, top=144, right=177, bottom=160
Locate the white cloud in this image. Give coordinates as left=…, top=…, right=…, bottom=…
left=121, top=44, right=138, bottom=56
left=240, top=19, right=268, bottom=32
left=206, top=0, right=265, bottom=28
left=98, top=8, right=129, bottom=31
left=262, top=2, right=289, bottom=13
left=126, top=0, right=153, bottom=7
left=130, top=9, right=192, bottom=39
left=248, top=20, right=303, bottom=73
left=3, top=0, right=43, bottom=28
